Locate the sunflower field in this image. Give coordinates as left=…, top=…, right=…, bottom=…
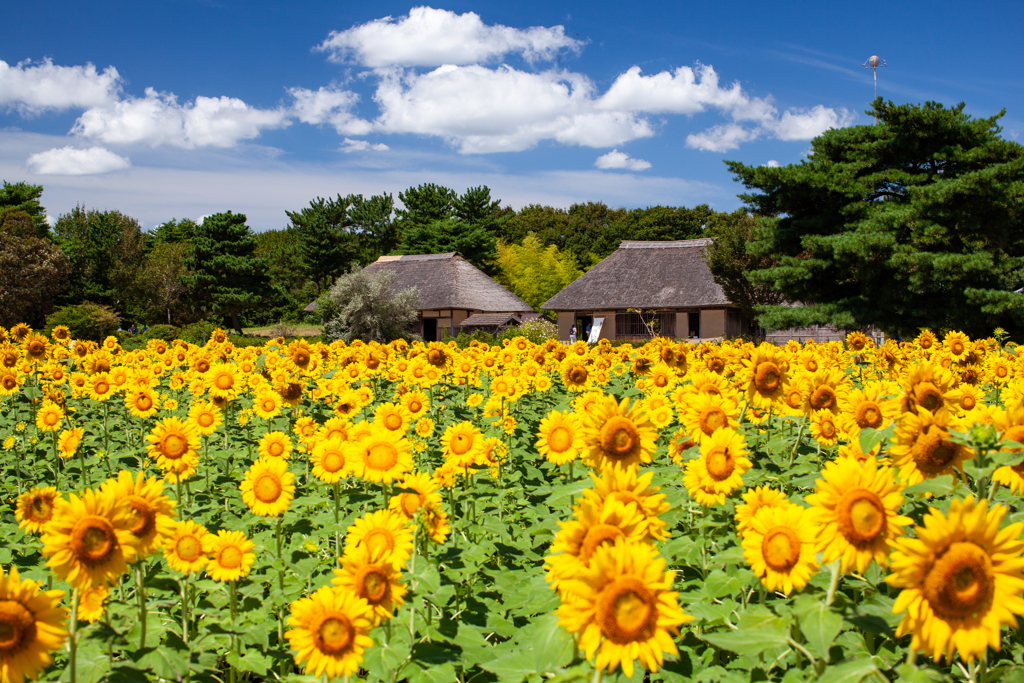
left=3, top=323, right=1024, bottom=683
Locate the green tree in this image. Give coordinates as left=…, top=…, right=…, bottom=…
left=396, top=217, right=498, bottom=273
left=0, top=181, right=49, bottom=238
left=148, top=218, right=198, bottom=249
left=185, top=211, right=272, bottom=334
left=395, top=183, right=455, bottom=242
left=143, top=242, right=190, bottom=325
left=702, top=210, right=784, bottom=339
left=496, top=233, right=583, bottom=317
left=453, top=186, right=503, bottom=235
left=53, top=205, right=147, bottom=312
left=286, top=195, right=357, bottom=295
left=349, top=193, right=397, bottom=261
left=0, top=211, right=69, bottom=327
left=728, top=99, right=1024, bottom=338
left=318, top=266, right=420, bottom=343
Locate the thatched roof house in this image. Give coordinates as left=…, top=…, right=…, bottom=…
left=307, top=253, right=532, bottom=341
left=542, top=239, right=750, bottom=342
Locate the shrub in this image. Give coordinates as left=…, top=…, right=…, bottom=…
left=496, top=318, right=558, bottom=345
left=180, top=321, right=220, bottom=346
left=451, top=329, right=495, bottom=348
left=45, top=303, right=121, bottom=342
left=141, top=324, right=180, bottom=342
left=320, top=266, right=420, bottom=343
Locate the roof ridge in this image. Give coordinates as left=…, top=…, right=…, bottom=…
left=619, top=238, right=713, bottom=248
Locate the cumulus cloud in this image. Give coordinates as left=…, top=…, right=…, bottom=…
left=685, top=123, right=759, bottom=152
left=766, top=105, right=855, bottom=141
left=26, top=146, right=130, bottom=175
left=289, top=86, right=373, bottom=135
left=339, top=138, right=389, bottom=152
left=317, top=6, right=582, bottom=68
left=0, top=59, right=121, bottom=114
left=594, top=149, right=650, bottom=171
left=765, top=159, right=780, bottom=167
left=72, top=88, right=291, bottom=148
left=373, top=64, right=652, bottom=153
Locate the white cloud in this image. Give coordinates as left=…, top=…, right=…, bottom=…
left=26, top=146, right=130, bottom=175
left=289, top=86, right=373, bottom=135
left=766, top=105, right=855, bottom=141
left=317, top=6, right=583, bottom=68
left=594, top=149, right=651, bottom=171
left=339, top=138, right=389, bottom=152
left=685, top=123, right=759, bottom=152
left=373, top=64, right=652, bottom=153
left=765, top=159, right=780, bottom=167
left=0, top=59, right=121, bottom=114
left=72, top=88, right=291, bottom=148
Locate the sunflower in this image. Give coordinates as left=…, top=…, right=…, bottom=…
left=802, top=368, right=848, bottom=414
left=679, top=392, right=740, bottom=444
left=683, top=429, right=752, bottom=506
left=0, top=565, right=68, bottom=683
left=50, top=325, right=70, bottom=342
left=259, top=431, right=293, bottom=460
left=87, top=372, right=115, bottom=402
left=556, top=539, right=691, bottom=679
left=545, top=498, right=650, bottom=589
left=331, top=544, right=408, bottom=624
left=146, top=418, right=201, bottom=481
left=344, top=510, right=415, bottom=571
left=41, top=488, right=141, bottom=590
left=373, top=402, right=410, bottom=434
left=890, top=408, right=973, bottom=486
left=646, top=401, right=674, bottom=429
left=887, top=496, right=1024, bottom=663
left=738, top=344, right=789, bottom=408
left=536, top=410, right=584, bottom=466
left=583, top=468, right=671, bottom=541
left=840, top=383, right=898, bottom=436
left=318, top=417, right=350, bottom=443
left=414, top=417, right=435, bottom=439
left=240, top=457, right=296, bottom=517
left=126, top=388, right=159, bottom=419
left=0, top=367, right=21, bottom=396
left=387, top=472, right=440, bottom=521
left=206, top=530, right=256, bottom=582
left=57, top=427, right=84, bottom=460
left=74, top=585, right=109, bottom=624
left=253, top=390, right=282, bottom=420
left=100, top=470, right=177, bottom=558
left=915, top=329, right=938, bottom=351
left=741, top=504, right=819, bottom=595
left=944, top=331, right=971, bottom=360
left=311, top=438, right=350, bottom=484
left=205, top=363, right=241, bottom=401
left=580, top=396, right=658, bottom=472
left=34, top=402, right=63, bottom=432
left=646, top=362, right=677, bottom=393
left=163, top=520, right=212, bottom=574
left=734, top=486, right=791, bottom=533
left=418, top=498, right=450, bottom=544
left=22, top=332, right=49, bottom=364
left=15, top=487, right=59, bottom=534
left=806, top=456, right=912, bottom=574
left=348, top=427, right=414, bottom=485
left=440, top=421, right=484, bottom=468
left=286, top=585, right=375, bottom=679
left=901, top=362, right=959, bottom=417
left=809, top=409, right=843, bottom=447
left=560, top=359, right=591, bottom=392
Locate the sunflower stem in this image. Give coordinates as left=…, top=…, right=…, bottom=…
left=181, top=573, right=189, bottom=643
left=333, top=482, right=341, bottom=556
left=69, top=588, right=80, bottom=683
left=229, top=581, right=238, bottom=683
left=135, top=565, right=148, bottom=649
left=590, top=667, right=602, bottom=683
left=825, top=559, right=841, bottom=606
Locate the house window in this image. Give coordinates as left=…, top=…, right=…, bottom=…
left=615, top=312, right=675, bottom=339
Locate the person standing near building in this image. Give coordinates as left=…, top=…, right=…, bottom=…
left=569, top=325, right=577, bottom=343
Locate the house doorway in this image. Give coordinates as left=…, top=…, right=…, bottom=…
left=685, top=310, right=700, bottom=339
left=576, top=315, right=593, bottom=341
left=423, top=318, right=437, bottom=342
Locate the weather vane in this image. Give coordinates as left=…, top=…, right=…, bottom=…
left=864, top=55, right=887, bottom=122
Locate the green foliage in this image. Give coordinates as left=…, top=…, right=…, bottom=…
left=184, top=211, right=273, bottom=333
left=349, top=192, right=398, bottom=260
left=44, top=302, right=121, bottom=341
left=496, top=233, right=583, bottom=315
left=397, top=217, right=498, bottom=273
left=396, top=183, right=456, bottom=231
left=179, top=320, right=220, bottom=346
left=0, top=180, right=48, bottom=238
left=141, top=241, right=191, bottom=326
left=0, top=211, right=70, bottom=327
left=728, top=99, right=1024, bottom=337
left=451, top=329, right=496, bottom=348
left=320, top=265, right=421, bottom=343
left=496, top=318, right=559, bottom=345
left=702, top=211, right=785, bottom=333
left=147, top=218, right=198, bottom=248
left=286, top=196, right=357, bottom=294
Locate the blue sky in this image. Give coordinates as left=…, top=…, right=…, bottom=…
left=2, top=1, right=1020, bottom=231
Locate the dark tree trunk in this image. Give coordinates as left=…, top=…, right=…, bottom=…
left=231, top=310, right=242, bottom=335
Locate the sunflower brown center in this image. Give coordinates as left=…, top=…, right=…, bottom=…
left=568, top=366, right=588, bottom=384
left=136, top=395, right=153, bottom=411
left=400, top=493, right=423, bottom=516
left=705, top=449, right=735, bottom=481
left=915, top=383, right=943, bottom=413
left=912, top=427, right=958, bottom=475
left=253, top=472, right=283, bottom=504
left=357, top=566, right=390, bottom=603
left=923, top=542, right=994, bottom=619
left=0, top=600, right=37, bottom=655
left=366, top=443, right=398, bottom=471
left=653, top=374, right=668, bottom=388
left=754, top=362, right=781, bottom=393
left=267, top=441, right=285, bottom=457
left=218, top=546, right=243, bottom=569
left=547, top=426, right=574, bottom=453
left=161, top=434, right=188, bottom=459
left=407, top=400, right=422, bottom=414
left=810, top=386, right=836, bottom=411
left=855, top=402, right=883, bottom=429
left=322, top=450, right=345, bottom=473
left=449, top=433, right=474, bottom=455
left=176, top=535, right=202, bottom=562
left=579, top=524, right=625, bottom=564
left=315, top=615, right=354, bottom=655
left=819, top=418, right=837, bottom=439
left=600, top=417, right=640, bottom=460
left=215, top=373, right=233, bottom=390
left=762, top=527, right=802, bottom=572
left=94, top=381, right=110, bottom=395
left=127, top=497, right=157, bottom=539
left=73, top=517, right=117, bottom=564
left=293, top=352, right=310, bottom=368
left=836, top=489, right=885, bottom=544
left=960, top=394, right=977, bottom=410
left=29, top=496, right=54, bottom=523
left=596, top=576, right=656, bottom=644
left=698, top=406, right=727, bottom=436
left=383, top=413, right=403, bottom=431
left=707, top=358, right=724, bottom=374
left=363, top=529, right=395, bottom=557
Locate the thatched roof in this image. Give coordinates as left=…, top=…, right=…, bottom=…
left=363, top=253, right=533, bottom=312
left=461, top=313, right=521, bottom=328
left=542, top=239, right=731, bottom=311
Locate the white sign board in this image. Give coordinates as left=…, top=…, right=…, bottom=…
left=587, top=317, right=604, bottom=344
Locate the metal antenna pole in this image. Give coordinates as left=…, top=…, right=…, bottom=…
left=863, top=56, right=887, bottom=123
